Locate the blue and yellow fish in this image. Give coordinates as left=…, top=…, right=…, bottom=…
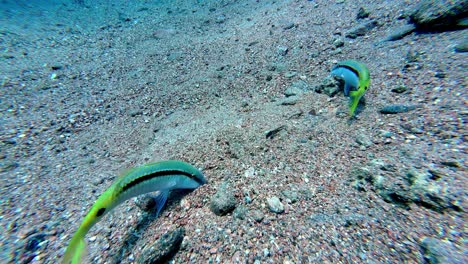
left=331, top=60, right=370, bottom=117
left=62, top=160, right=206, bottom=264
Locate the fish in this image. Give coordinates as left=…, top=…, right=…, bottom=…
left=331, top=60, right=370, bottom=117
left=62, top=160, right=206, bottom=264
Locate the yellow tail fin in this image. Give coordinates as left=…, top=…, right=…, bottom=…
left=62, top=236, right=87, bottom=264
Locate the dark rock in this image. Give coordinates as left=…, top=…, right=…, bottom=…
left=285, top=80, right=309, bottom=97
left=454, top=41, right=468, bottom=52
left=420, top=237, right=465, bottom=264
left=284, top=86, right=303, bottom=97
left=265, top=125, right=286, bottom=139
left=251, top=209, right=265, bottom=223
left=391, top=85, right=408, bottom=93
left=282, top=22, right=296, bottom=30
left=281, top=190, right=299, bottom=203
left=210, top=183, right=237, bottom=216
left=279, top=96, right=299, bottom=105
left=356, top=7, right=370, bottom=19
left=135, top=194, right=158, bottom=212
left=137, top=228, right=185, bottom=264
left=380, top=104, right=417, bottom=114
left=233, top=205, right=248, bottom=220
left=410, top=0, right=468, bottom=31
left=355, top=134, right=373, bottom=147
left=345, top=20, right=378, bottom=38
left=440, top=160, right=462, bottom=168
left=277, top=45, right=289, bottom=56
left=384, top=24, right=416, bottom=41
left=0, top=160, right=18, bottom=173
left=315, top=76, right=341, bottom=97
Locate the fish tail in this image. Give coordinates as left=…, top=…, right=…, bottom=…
left=62, top=235, right=87, bottom=264
left=349, top=96, right=360, bottom=117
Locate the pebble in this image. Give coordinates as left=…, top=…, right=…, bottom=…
left=420, top=237, right=465, bottom=264
left=251, top=210, right=265, bottom=223
left=355, top=134, right=373, bottom=147
left=277, top=45, right=289, bottom=56
left=380, top=104, right=417, bottom=114
left=345, top=20, right=378, bottom=39
left=210, top=183, right=237, bottom=216
left=267, top=196, right=284, bottom=213
left=136, top=228, right=185, bottom=264
left=279, top=96, right=299, bottom=105
left=384, top=24, right=416, bottom=41
left=454, top=41, right=468, bottom=53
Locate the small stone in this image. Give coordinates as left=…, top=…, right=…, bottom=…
left=135, top=194, right=158, bottom=212
left=0, top=160, right=18, bottom=173
left=281, top=190, right=299, bottom=203
left=356, top=7, right=370, bottom=19
left=265, top=125, right=286, bottom=139
left=420, top=237, right=465, bottom=264
left=210, top=184, right=237, bottom=216
left=233, top=205, right=247, bottom=220
left=345, top=20, right=378, bottom=38
left=279, top=96, right=299, bottom=105
left=384, top=24, right=416, bottom=41
left=355, top=134, right=373, bottom=147
left=251, top=210, right=265, bottom=222
left=454, top=41, right=468, bottom=53
left=333, top=38, right=344, bottom=48
left=277, top=45, right=289, bottom=56
left=282, top=22, right=295, bottom=30
left=380, top=104, right=417, bottom=114
left=267, top=196, right=284, bottom=213
left=136, top=228, right=185, bottom=264
left=391, top=85, right=408, bottom=93
left=315, top=76, right=341, bottom=97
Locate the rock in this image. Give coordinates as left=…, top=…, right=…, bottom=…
left=251, top=210, right=265, bottom=223
left=409, top=0, right=468, bottom=31
left=454, top=40, right=468, bottom=52
left=215, top=14, right=226, bottom=24
left=282, top=21, right=296, bottom=30
left=380, top=104, right=417, bottom=114
left=277, top=45, right=289, bottom=56
left=281, top=190, right=299, bottom=203
left=279, top=96, right=299, bottom=105
left=391, top=85, right=408, bottom=93
left=134, top=194, right=158, bottom=212
left=210, top=183, right=237, bottom=216
left=0, top=160, right=18, bottom=173
left=265, top=125, right=286, bottom=139
left=384, top=24, right=416, bottom=41
left=345, top=20, right=378, bottom=38
left=315, top=76, right=341, bottom=97
left=356, top=7, right=370, bottom=19
left=355, top=134, right=373, bottom=147
left=233, top=205, right=247, bottom=220
left=284, top=86, right=303, bottom=97
left=332, top=38, right=344, bottom=48
left=267, top=196, right=284, bottom=213
left=136, top=228, right=185, bottom=264
left=419, top=237, right=465, bottom=264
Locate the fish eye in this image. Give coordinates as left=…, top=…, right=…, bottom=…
left=96, top=208, right=106, bottom=217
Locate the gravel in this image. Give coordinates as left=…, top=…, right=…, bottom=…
left=0, top=0, right=466, bottom=263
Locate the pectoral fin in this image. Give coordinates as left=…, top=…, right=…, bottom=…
left=153, top=190, right=170, bottom=217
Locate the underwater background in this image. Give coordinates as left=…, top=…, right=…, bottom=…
left=1, top=0, right=467, bottom=263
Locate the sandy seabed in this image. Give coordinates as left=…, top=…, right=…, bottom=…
left=0, top=0, right=466, bottom=263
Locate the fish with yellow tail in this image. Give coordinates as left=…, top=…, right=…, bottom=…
left=62, top=160, right=207, bottom=264
left=331, top=60, right=370, bottom=117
